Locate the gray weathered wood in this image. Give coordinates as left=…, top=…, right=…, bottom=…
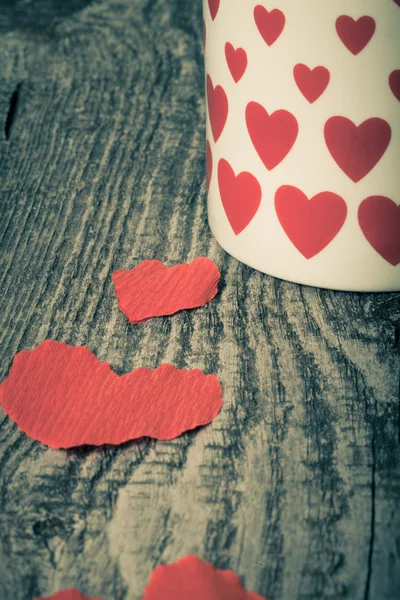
left=0, top=1, right=399, bottom=599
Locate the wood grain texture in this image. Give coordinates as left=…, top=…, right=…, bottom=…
left=0, top=1, right=399, bottom=599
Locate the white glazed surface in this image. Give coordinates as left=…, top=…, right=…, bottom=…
left=204, top=0, right=400, bottom=291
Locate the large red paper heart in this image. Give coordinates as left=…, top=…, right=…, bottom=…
left=324, top=117, right=391, bottom=182
left=207, top=74, right=228, bottom=143
left=208, top=0, right=220, bottom=20
left=143, top=556, right=265, bottom=600
left=113, top=258, right=220, bottom=323
left=254, top=5, right=285, bottom=46
left=218, top=158, right=261, bottom=235
left=335, top=16, right=375, bottom=55
left=275, top=186, right=347, bottom=259
left=293, top=64, right=330, bottom=103
left=0, top=341, right=223, bottom=448
left=389, top=70, right=400, bottom=102
left=225, top=42, right=247, bottom=83
left=246, top=102, right=298, bottom=170
left=358, top=196, right=400, bottom=266
left=206, top=140, right=213, bottom=191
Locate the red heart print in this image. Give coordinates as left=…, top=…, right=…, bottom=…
left=208, top=0, right=220, bottom=21
left=358, top=196, right=400, bottom=266
left=335, top=16, right=376, bottom=55
left=246, top=102, right=298, bottom=170
left=225, top=43, right=248, bottom=83
left=389, top=70, right=400, bottom=101
left=207, top=74, right=228, bottom=143
left=293, top=64, right=330, bottom=103
left=254, top=6, right=285, bottom=46
left=324, top=117, right=391, bottom=183
left=275, top=186, right=347, bottom=259
left=206, top=140, right=213, bottom=192
left=218, top=159, right=262, bottom=235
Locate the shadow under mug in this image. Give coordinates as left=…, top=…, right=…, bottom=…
left=204, top=0, right=400, bottom=291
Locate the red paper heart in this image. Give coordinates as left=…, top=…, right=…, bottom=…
left=225, top=43, right=248, bottom=83
left=324, top=117, right=391, bottom=182
left=246, top=102, right=298, bottom=170
left=113, top=258, right=220, bottom=323
left=293, top=64, right=330, bottom=103
left=143, top=555, right=265, bottom=600
left=36, top=591, right=101, bottom=600
left=254, top=5, right=285, bottom=46
left=208, top=0, right=220, bottom=20
left=218, top=159, right=262, bottom=235
left=207, top=74, right=228, bottom=143
left=393, top=0, right=400, bottom=6
left=275, top=185, right=347, bottom=259
left=389, top=70, right=400, bottom=102
left=0, top=341, right=223, bottom=448
left=206, top=140, right=213, bottom=191
left=358, top=196, right=400, bottom=266
left=335, top=16, right=375, bottom=55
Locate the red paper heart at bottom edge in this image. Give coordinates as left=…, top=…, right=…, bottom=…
left=275, top=186, right=347, bottom=259
left=358, top=196, right=400, bottom=266
left=113, top=257, right=220, bottom=323
left=208, top=0, right=220, bottom=20
left=246, top=102, right=298, bottom=170
left=389, top=70, right=400, bottom=102
left=206, top=140, right=213, bottom=191
left=0, top=340, right=223, bottom=448
left=335, top=15, right=376, bottom=55
left=142, top=555, right=266, bottom=600
left=225, top=43, right=248, bottom=83
left=35, top=591, right=101, bottom=600
left=207, top=74, right=229, bottom=142
left=254, top=5, right=285, bottom=46
left=218, top=158, right=262, bottom=235
left=293, top=64, right=330, bottom=103
left=324, top=117, right=391, bottom=183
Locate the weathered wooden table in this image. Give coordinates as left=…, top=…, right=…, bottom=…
left=0, top=1, right=399, bottom=599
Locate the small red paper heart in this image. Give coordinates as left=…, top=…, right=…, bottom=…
left=206, top=140, right=213, bottom=191
left=358, top=196, right=400, bottom=266
left=246, top=102, right=298, bottom=170
left=254, top=5, right=285, bottom=46
left=225, top=43, right=248, bottom=83
left=143, top=555, right=265, bottom=600
left=324, top=116, right=391, bottom=183
left=293, top=64, right=330, bottom=103
left=36, top=591, right=101, bottom=600
left=207, top=74, right=228, bottom=143
left=275, top=186, right=347, bottom=259
left=389, top=70, right=400, bottom=102
left=218, top=158, right=262, bottom=235
left=208, top=0, right=220, bottom=20
left=335, top=15, right=375, bottom=55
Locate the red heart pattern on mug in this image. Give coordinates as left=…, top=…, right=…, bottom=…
left=275, top=186, right=347, bottom=259
left=208, top=0, right=220, bottom=21
left=254, top=6, right=285, bottom=46
left=358, top=196, right=400, bottom=266
left=218, top=159, right=262, bottom=235
left=225, top=43, right=247, bottom=83
left=335, top=16, right=376, bottom=55
left=389, top=70, right=400, bottom=101
left=207, top=74, right=229, bottom=142
left=246, top=102, right=298, bottom=170
left=206, top=140, right=213, bottom=192
left=324, top=117, right=391, bottom=182
left=293, top=64, right=330, bottom=103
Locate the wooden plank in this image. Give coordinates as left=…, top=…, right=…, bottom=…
left=0, top=1, right=399, bottom=599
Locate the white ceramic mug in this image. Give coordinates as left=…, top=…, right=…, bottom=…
left=204, top=0, right=400, bottom=291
